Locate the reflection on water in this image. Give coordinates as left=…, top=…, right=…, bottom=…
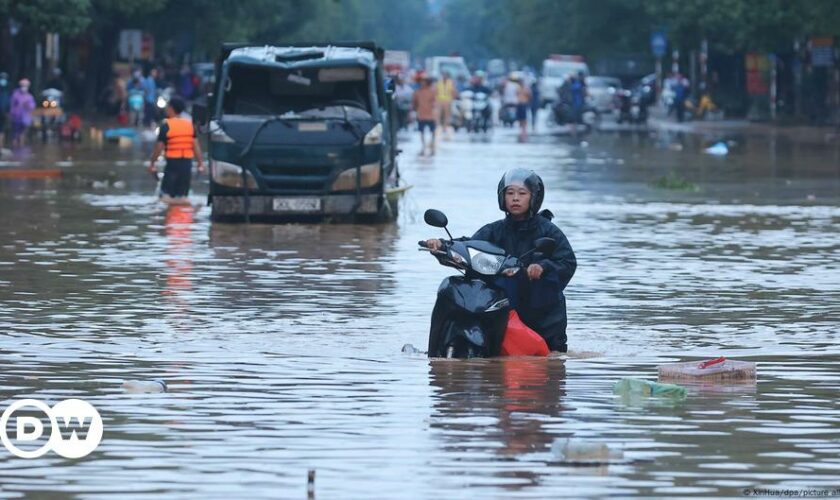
left=164, top=205, right=195, bottom=326
left=430, top=358, right=567, bottom=491
left=431, top=358, right=566, bottom=456
left=0, top=126, right=838, bottom=497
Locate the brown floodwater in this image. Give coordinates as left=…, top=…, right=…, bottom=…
left=0, top=119, right=838, bottom=498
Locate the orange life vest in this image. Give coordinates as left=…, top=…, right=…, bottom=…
left=165, top=117, right=195, bottom=159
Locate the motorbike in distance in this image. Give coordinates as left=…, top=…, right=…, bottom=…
left=499, top=103, right=517, bottom=127
left=36, top=88, right=65, bottom=142
left=549, top=97, right=600, bottom=132
left=464, top=90, right=492, bottom=133
left=615, top=88, right=649, bottom=125
left=419, top=208, right=557, bottom=359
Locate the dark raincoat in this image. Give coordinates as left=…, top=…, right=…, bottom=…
left=472, top=212, right=576, bottom=351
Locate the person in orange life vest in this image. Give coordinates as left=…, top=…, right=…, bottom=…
left=147, top=97, right=205, bottom=200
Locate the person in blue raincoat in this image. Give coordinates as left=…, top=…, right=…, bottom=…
left=426, top=168, right=577, bottom=351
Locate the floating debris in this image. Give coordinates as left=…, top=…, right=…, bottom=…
left=551, top=438, right=623, bottom=466
left=704, top=141, right=729, bottom=156
left=658, top=357, right=756, bottom=383
left=122, top=379, right=167, bottom=393
left=652, top=172, right=698, bottom=191
left=613, top=378, right=687, bottom=399
left=307, top=469, right=315, bottom=498
left=401, top=344, right=425, bottom=355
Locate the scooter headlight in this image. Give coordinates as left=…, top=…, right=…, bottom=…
left=156, top=96, right=167, bottom=109
left=468, top=248, right=504, bottom=275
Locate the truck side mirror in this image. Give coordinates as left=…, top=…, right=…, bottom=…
left=192, top=100, right=209, bottom=127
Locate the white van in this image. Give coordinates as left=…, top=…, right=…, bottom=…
left=539, top=55, right=589, bottom=106
left=426, top=56, right=470, bottom=82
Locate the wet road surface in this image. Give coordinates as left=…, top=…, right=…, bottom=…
left=0, top=120, right=839, bottom=498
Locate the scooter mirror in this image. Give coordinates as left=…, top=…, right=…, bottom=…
left=424, top=209, right=448, bottom=228
left=534, top=237, right=557, bottom=255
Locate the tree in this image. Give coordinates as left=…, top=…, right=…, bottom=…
left=0, top=0, right=92, bottom=35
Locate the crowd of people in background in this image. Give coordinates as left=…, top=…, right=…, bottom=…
left=0, top=60, right=210, bottom=152
left=104, top=64, right=208, bottom=128
left=392, top=67, right=544, bottom=152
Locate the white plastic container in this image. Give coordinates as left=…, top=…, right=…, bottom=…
left=658, top=357, right=756, bottom=382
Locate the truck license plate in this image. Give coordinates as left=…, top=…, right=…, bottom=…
left=272, top=197, right=322, bottom=212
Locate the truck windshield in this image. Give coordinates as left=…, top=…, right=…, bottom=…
left=221, top=64, right=373, bottom=119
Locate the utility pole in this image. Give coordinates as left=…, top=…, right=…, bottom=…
left=770, top=53, right=777, bottom=120
left=793, top=39, right=802, bottom=117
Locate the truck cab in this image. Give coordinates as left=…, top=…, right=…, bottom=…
left=199, top=42, right=401, bottom=222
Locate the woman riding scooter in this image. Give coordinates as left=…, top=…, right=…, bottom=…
left=425, top=168, right=576, bottom=351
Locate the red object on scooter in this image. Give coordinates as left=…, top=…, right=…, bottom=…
left=501, top=310, right=550, bottom=357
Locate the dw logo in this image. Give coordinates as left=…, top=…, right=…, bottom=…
left=1, top=399, right=103, bottom=459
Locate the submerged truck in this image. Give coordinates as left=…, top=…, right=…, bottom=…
left=195, top=42, right=402, bottom=222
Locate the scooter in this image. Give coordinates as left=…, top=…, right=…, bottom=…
left=499, top=103, right=517, bottom=127
left=37, top=88, right=65, bottom=141
left=615, top=89, right=647, bottom=124
left=155, top=85, right=175, bottom=122
left=550, top=98, right=600, bottom=127
left=452, top=90, right=473, bottom=132
left=468, top=91, right=492, bottom=133
left=420, top=209, right=557, bottom=358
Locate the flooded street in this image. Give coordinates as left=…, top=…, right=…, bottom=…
left=1, top=122, right=839, bottom=498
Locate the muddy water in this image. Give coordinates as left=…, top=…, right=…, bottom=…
left=0, top=124, right=838, bottom=498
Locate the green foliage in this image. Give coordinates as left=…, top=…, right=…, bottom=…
left=1, top=0, right=92, bottom=35
left=652, top=172, right=698, bottom=191
left=407, top=0, right=840, bottom=64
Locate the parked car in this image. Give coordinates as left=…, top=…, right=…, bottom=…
left=585, top=76, right=622, bottom=114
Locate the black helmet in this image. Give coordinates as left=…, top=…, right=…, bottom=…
left=497, top=168, right=544, bottom=214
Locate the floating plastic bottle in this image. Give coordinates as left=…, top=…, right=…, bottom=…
left=551, top=438, right=623, bottom=464
left=658, top=357, right=756, bottom=383
left=122, top=379, right=167, bottom=393
left=704, top=141, right=729, bottom=156
left=613, top=378, right=687, bottom=399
